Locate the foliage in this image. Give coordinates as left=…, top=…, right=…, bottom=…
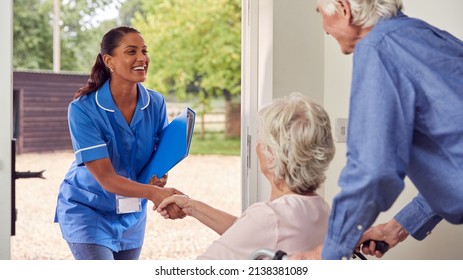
left=134, top=0, right=241, bottom=97
left=60, top=0, right=122, bottom=72
left=118, top=0, right=144, bottom=26
left=132, top=0, right=241, bottom=138
left=67, top=18, right=118, bottom=72
left=13, top=0, right=120, bottom=72
left=13, top=0, right=54, bottom=70
left=13, top=0, right=241, bottom=97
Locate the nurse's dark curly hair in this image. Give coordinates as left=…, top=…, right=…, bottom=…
left=74, top=26, right=140, bottom=99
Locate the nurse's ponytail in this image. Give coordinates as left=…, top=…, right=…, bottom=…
left=74, top=26, right=141, bottom=99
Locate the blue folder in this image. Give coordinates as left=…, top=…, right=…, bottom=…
left=138, top=107, right=196, bottom=183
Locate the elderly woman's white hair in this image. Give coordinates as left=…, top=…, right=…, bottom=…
left=318, top=0, right=403, bottom=28
left=257, top=92, right=335, bottom=194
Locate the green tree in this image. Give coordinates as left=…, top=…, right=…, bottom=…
left=118, top=0, right=144, bottom=26
left=13, top=0, right=54, bottom=70
left=13, top=0, right=120, bottom=72
left=133, top=0, right=241, bottom=139
left=59, top=0, right=121, bottom=71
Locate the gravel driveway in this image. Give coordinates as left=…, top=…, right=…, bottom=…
left=12, top=151, right=241, bottom=260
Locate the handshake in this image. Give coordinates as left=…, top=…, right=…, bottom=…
left=147, top=174, right=189, bottom=220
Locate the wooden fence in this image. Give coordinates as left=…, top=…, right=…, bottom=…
left=12, top=71, right=230, bottom=154
left=168, top=107, right=226, bottom=133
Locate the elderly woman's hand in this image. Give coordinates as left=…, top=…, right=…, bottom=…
left=149, top=186, right=186, bottom=219
left=156, top=194, right=191, bottom=219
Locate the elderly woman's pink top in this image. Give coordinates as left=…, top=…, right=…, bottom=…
left=196, top=194, right=330, bottom=260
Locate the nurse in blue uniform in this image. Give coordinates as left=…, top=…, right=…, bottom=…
left=54, top=26, right=186, bottom=260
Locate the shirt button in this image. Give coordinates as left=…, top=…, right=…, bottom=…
left=357, top=224, right=363, bottom=231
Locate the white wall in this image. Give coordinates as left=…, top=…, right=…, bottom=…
left=0, top=0, right=13, bottom=260
left=324, top=0, right=463, bottom=259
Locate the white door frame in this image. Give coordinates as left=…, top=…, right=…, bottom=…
left=240, top=0, right=274, bottom=210
left=0, top=0, right=13, bottom=260
left=240, top=0, right=259, bottom=211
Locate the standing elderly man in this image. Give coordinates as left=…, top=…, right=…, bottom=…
left=292, top=0, right=463, bottom=260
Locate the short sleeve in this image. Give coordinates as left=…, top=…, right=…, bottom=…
left=68, top=102, right=109, bottom=165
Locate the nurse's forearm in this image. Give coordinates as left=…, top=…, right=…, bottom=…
left=85, top=157, right=164, bottom=199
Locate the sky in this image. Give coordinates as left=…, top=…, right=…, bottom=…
left=96, top=2, right=120, bottom=21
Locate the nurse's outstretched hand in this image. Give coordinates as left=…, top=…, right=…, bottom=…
left=150, top=187, right=186, bottom=219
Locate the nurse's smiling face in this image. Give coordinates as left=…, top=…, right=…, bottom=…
left=104, top=32, right=150, bottom=85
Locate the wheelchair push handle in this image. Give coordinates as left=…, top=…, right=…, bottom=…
left=250, top=248, right=288, bottom=260
left=362, top=240, right=389, bottom=254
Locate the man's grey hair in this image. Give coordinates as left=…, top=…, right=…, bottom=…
left=319, top=0, right=403, bottom=28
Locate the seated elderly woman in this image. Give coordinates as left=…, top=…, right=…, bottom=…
left=156, top=92, right=335, bottom=259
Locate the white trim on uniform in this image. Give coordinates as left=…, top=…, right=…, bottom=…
left=74, top=143, right=107, bottom=154
left=95, top=89, right=115, bottom=112
left=141, top=89, right=150, bottom=110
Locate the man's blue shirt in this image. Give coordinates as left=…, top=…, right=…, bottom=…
left=322, top=12, right=463, bottom=259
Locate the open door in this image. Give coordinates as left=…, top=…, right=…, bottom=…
left=240, top=0, right=260, bottom=211
left=241, top=0, right=324, bottom=210
left=0, top=0, right=13, bottom=260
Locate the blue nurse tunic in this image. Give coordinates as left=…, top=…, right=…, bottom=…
left=54, top=79, right=168, bottom=252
